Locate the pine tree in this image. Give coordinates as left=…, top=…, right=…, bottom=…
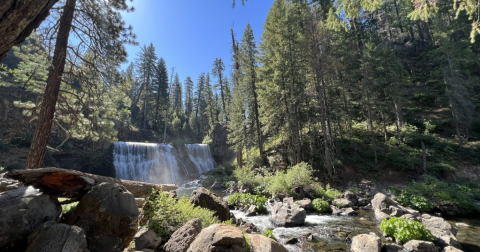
left=184, top=76, right=194, bottom=117
left=205, top=73, right=217, bottom=131
left=212, top=58, right=229, bottom=122
left=172, top=73, right=183, bottom=114
left=154, top=58, right=169, bottom=128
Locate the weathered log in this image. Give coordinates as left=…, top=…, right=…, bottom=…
left=0, top=0, right=60, bottom=60
left=4, top=167, right=177, bottom=198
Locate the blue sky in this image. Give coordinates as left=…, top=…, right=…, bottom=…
left=121, top=0, right=275, bottom=84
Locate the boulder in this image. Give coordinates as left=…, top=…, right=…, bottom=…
left=388, top=206, right=406, bottom=217
left=68, top=183, right=139, bottom=252
left=343, top=190, right=358, bottom=205
left=246, top=205, right=258, bottom=217
left=333, top=198, right=355, bottom=208
left=283, top=197, right=294, bottom=204
left=403, top=240, right=439, bottom=252
left=240, top=222, right=258, bottom=234
left=134, top=227, right=161, bottom=251
left=295, top=198, right=313, bottom=210
left=164, top=218, right=202, bottom=252
left=248, top=234, right=289, bottom=252
left=358, top=198, right=369, bottom=206
left=0, top=186, right=61, bottom=249
left=190, top=187, right=230, bottom=221
left=374, top=209, right=390, bottom=221
left=331, top=206, right=356, bottom=216
left=187, top=224, right=246, bottom=252
left=285, top=237, right=299, bottom=245
left=435, top=234, right=462, bottom=250
left=210, top=181, right=223, bottom=190
left=135, top=198, right=145, bottom=208
left=351, top=233, right=382, bottom=252
left=372, top=193, right=396, bottom=213
left=271, top=201, right=306, bottom=227
left=421, top=214, right=458, bottom=237
left=26, top=222, right=88, bottom=252
left=443, top=246, right=463, bottom=252
left=382, top=243, right=403, bottom=252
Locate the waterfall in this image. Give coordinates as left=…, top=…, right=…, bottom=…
left=113, top=142, right=216, bottom=184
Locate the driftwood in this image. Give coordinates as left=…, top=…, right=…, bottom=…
left=5, top=167, right=177, bottom=198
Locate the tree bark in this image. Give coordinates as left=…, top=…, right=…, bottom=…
left=0, top=0, right=60, bottom=60
left=5, top=167, right=177, bottom=198
left=24, top=0, right=77, bottom=169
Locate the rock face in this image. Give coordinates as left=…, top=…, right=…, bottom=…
left=68, top=183, right=139, bottom=252
left=164, top=218, right=202, bottom=252
left=187, top=224, right=246, bottom=252
left=190, top=187, right=230, bottom=221
left=248, top=234, right=289, bottom=252
left=271, top=201, right=306, bottom=227
left=403, top=240, right=439, bottom=252
left=351, top=233, right=382, bottom=252
left=0, top=186, right=60, bottom=249
left=295, top=198, right=313, bottom=210
left=134, top=227, right=161, bottom=251
left=26, top=222, right=88, bottom=252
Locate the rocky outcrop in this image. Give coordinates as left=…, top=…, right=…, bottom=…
left=68, top=183, right=139, bottom=252
left=403, top=240, right=439, bottom=252
left=190, top=187, right=230, bottom=221
left=0, top=186, right=60, bottom=250
left=343, top=190, right=358, bottom=205
left=372, top=193, right=397, bottom=213
left=134, top=227, right=161, bottom=251
left=351, top=233, right=382, bottom=252
left=187, top=224, right=246, bottom=252
left=295, top=198, right=313, bottom=210
left=248, top=234, right=289, bottom=252
left=271, top=200, right=306, bottom=227
left=333, top=198, right=355, bottom=208
left=26, top=222, right=88, bottom=252
left=164, top=218, right=202, bottom=252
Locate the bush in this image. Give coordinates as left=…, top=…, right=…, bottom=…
left=325, top=184, right=342, bottom=199
left=265, top=162, right=318, bottom=197
left=312, top=199, right=330, bottom=213
left=263, top=230, right=277, bottom=241
left=233, top=166, right=263, bottom=189
left=141, top=190, right=220, bottom=238
left=227, top=193, right=268, bottom=213
left=380, top=217, right=434, bottom=243
left=397, top=195, right=434, bottom=213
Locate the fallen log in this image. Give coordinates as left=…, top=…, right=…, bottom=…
left=4, top=167, right=177, bottom=198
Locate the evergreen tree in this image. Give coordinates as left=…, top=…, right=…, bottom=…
left=212, top=58, right=229, bottom=122
left=172, top=73, right=183, bottom=114
left=154, top=57, right=169, bottom=129
left=184, top=76, right=194, bottom=117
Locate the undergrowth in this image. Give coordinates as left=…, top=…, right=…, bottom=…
left=381, top=217, right=434, bottom=243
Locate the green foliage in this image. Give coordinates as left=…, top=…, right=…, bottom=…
left=380, top=217, right=434, bottom=243
left=263, top=230, right=277, bottom=241
left=58, top=198, right=79, bottom=214
left=325, top=184, right=343, bottom=200
left=312, top=199, right=330, bottom=213
left=227, top=193, right=268, bottom=213
left=233, top=166, right=263, bottom=189
left=264, top=162, right=318, bottom=197
left=141, top=190, right=220, bottom=238
left=397, top=195, right=434, bottom=213
left=400, top=175, right=479, bottom=212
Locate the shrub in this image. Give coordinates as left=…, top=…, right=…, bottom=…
left=397, top=195, right=434, bottom=213
left=380, top=217, right=434, bottom=243
left=312, top=199, right=330, bottom=213
left=233, top=166, right=263, bottom=189
left=227, top=193, right=268, bottom=213
left=141, top=190, right=220, bottom=238
left=265, top=162, right=318, bottom=197
left=325, top=184, right=342, bottom=199
left=263, top=230, right=277, bottom=241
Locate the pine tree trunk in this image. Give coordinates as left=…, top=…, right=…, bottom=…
left=24, top=0, right=77, bottom=169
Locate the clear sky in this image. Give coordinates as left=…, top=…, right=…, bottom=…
left=121, top=0, right=275, bottom=84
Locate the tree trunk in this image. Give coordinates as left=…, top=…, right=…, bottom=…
left=24, top=0, right=77, bottom=169
left=0, top=0, right=60, bottom=60
left=5, top=167, right=177, bottom=198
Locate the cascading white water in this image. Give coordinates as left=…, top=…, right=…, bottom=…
left=113, top=142, right=216, bottom=184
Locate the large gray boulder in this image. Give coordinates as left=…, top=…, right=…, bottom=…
left=403, top=240, right=439, bottom=252
left=371, top=193, right=397, bottom=213
left=68, top=183, right=139, bottom=252
left=134, top=227, right=161, bottom=251
left=190, top=187, right=230, bottom=221
left=0, top=186, right=61, bottom=249
left=26, top=222, right=89, bottom=252
left=333, top=198, right=355, bottom=208
left=248, top=234, right=288, bottom=252
left=187, top=224, right=246, bottom=252
left=271, top=201, right=306, bottom=227
left=421, top=214, right=461, bottom=249
left=351, top=233, right=382, bottom=252
left=164, top=218, right=202, bottom=252
left=295, top=198, right=313, bottom=210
